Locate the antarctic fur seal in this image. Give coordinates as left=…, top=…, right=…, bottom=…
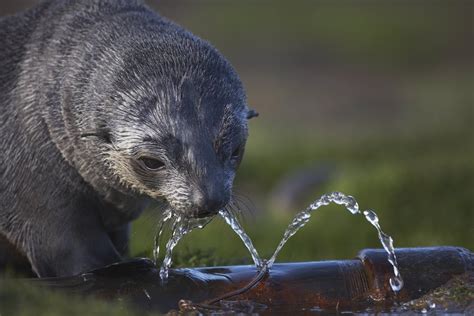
left=0, top=0, right=257, bottom=277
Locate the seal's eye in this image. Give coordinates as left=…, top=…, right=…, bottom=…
left=231, top=145, right=243, bottom=161
left=139, top=157, right=165, bottom=171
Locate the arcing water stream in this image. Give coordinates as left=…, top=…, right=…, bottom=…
left=218, top=209, right=263, bottom=269
left=155, top=191, right=403, bottom=292
left=266, top=191, right=404, bottom=291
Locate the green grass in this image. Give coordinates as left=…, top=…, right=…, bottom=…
left=0, top=278, right=156, bottom=316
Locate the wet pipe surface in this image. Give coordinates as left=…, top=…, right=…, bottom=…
left=34, top=247, right=473, bottom=314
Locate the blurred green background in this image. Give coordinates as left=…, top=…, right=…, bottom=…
left=0, top=0, right=474, bottom=272
left=1, top=0, right=473, bottom=313
left=2, top=0, right=472, bottom=265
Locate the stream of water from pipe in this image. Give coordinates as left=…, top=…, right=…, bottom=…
left=154, top=191, right=403, bottom=292
left=266, top=191, right=403, bottom=291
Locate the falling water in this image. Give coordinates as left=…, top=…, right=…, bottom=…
left=155, top=209, right=264, bottom=283
left=154, top=191, right=403, bottom=292
left=267, top=191, right=403, bottom=292
left=153, top=209, right=172, bottom=262
left=156, top=212, right=212, bottom=282
left=363, top=209, right=403, bottom=291
left=219, top=209, right=263, bottom=268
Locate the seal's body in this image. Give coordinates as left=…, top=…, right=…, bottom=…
left=0, top=0, right=253, bottom=277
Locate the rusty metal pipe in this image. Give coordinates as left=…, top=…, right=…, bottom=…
left=35, top=246, right=473, bottom=313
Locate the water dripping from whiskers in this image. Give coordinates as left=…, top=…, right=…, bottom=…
left=158, top=205, right=264, bottom=278
left=153, top=209, right=173, bottom=263
left=158, top=213, right=213, bottom=283
left=159, top=215, right=184, bottom=282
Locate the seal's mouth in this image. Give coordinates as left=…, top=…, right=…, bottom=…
left=160, top=197, right=223, bottom=220
left=168, top=207, right=219, bottom=221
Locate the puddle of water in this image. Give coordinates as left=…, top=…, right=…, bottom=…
left=155, top=191, right=403, bottom=292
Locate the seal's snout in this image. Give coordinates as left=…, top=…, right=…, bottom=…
left=191, top=188, right=229, bottom=218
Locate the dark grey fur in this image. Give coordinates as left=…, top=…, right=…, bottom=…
left=0, top=0, right=253, bottom=277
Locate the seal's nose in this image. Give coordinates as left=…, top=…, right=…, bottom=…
left=192, top=189, right=228, bottom=218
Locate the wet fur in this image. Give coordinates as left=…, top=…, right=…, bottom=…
left=0, top=0, right=250, bottom=277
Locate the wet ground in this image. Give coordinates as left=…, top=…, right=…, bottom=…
left=397, top=272, right=474, bottom=315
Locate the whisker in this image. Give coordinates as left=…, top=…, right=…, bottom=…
left=233, top=191, right=256, bottom=212
left=228, top=198, right=242, bottom=215
left=231, top=192, right=257, bottom=219
left=226, top=196, right=247, bottom=224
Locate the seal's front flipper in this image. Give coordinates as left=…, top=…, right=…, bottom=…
left=27, top=202, right=122, bottom=278
left=0, top=233, right=35, bottom=276
left=108, top=224, right=131, bottom=257
left=30, top=231, right=121, bottom=278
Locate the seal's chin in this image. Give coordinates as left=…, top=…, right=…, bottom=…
left=193, top=209, right=218, bottom=219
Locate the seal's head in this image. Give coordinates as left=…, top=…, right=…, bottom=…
left=92, top=39, right=256, bottom=218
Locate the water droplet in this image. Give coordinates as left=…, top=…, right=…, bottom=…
left=343, top=195, right=360, bottom=214
left=363, top=210, right=379, bottom=226
left=143, top=289, right=151, bottom=300
left=390, top=276, right=404, bottom=292
left=330, top=191, right=344, bottom=202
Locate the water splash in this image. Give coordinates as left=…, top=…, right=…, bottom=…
left=155, top=209, right=263, bottom=283
left=267, top=191, right=403, bottom=292
left=219, top=209, right=263, bottom=268
left=156, top=213, right=212, bottom=282
left=153, top=209, right=172, bottom=262
left=154, top=191, right=403, bottom=292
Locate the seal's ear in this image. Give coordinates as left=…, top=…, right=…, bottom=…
left=247, top=109, right=259, bottom=120
left=80, top=128, right=112, bottom=144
